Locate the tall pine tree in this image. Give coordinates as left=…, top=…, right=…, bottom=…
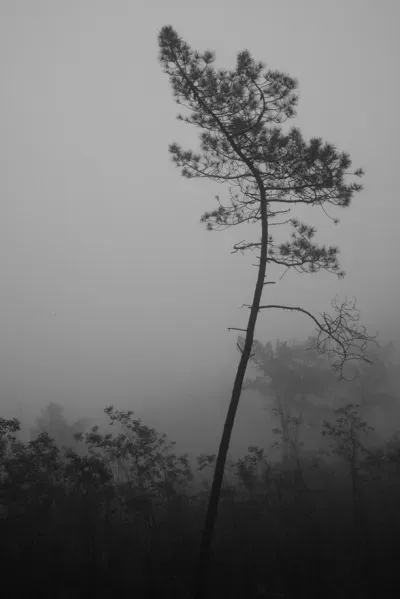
left=158, top=25, right=377, bottom=598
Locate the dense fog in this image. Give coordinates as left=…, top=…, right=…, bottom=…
left=0, top=3, right=399, bottom=597
left=1, top=0, right=399, bottom=462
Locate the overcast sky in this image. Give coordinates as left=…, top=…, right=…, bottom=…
left=0, top=0, right=398, bottom=454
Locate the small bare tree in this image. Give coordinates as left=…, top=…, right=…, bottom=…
left=158, top=25, right=377, bottom=599
left=322, top=404, right=374, bottom=531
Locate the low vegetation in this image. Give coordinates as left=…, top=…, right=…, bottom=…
left=1, top=340, right=399, bottom=598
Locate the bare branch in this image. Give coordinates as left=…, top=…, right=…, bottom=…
left=258, top=298, right=378, bottom=380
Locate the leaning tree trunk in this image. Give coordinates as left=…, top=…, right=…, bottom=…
left=193, top=186, right=269, bottom=599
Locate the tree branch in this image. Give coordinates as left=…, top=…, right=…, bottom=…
left=258, top=298, right=378, bottom=380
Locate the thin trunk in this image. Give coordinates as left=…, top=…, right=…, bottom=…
left=350, top=427, right=363, bottom=537
left=192, top=184, right=268, bottom=599
left=350, top=428, right=367, bottom=581
left=275, top=394, right=293, bottom=472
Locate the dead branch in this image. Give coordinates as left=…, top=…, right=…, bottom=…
left=258, top=297, right=378, bottom=380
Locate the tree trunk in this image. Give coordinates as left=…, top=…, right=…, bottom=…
left=281, top=407, right=291, bottom=465
left=192, top=184, right=268, bottom=599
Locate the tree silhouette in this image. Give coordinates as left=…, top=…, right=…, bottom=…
left=241, top=337, right=338, bottom=464
left=30, top=402, right=90, bottom=455
left=158, top=25, right=377, bottom=599
left=75, top=406, right=193, bottom=500
left=341, top=342, right=400, bottom=442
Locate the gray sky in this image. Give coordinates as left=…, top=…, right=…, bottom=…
left=0, top=0, right=398, bottom=455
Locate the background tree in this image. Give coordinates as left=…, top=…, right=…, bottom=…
left=241, top=336, right=339, bottom=464
left=158, top=25, right=376, bottom=599
left=322, top=404, right=374, bottom=545
left=76, top=406, right=193, bottom=504
left=326, top=341, right=400, bottom=447
left=30, top=401, right=90, bottom=455
left=350, top=342, right=400, bottom=430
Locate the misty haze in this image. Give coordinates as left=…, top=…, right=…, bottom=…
left=0, top=2, right=399, bottom=599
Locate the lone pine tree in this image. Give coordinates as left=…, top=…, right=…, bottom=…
left=158, top=25, right=377, bottom=599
